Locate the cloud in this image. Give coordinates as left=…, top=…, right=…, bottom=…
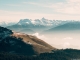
left=23, top=2, right=46, bottom=7
left=32, top=33, right=80, bottom=49
left=1, top=0, right=80, bottom=22
left=6, top=4, right=20, bottom=6
left=23, top=2, right=38, bottom=5
left=23, top=0, right=80, bottom=15
left=32, top=32, right=47, bottom=40
left=63, top=42, right=70, bottom=48
left=0, top=9, right=80, bottom=23
left=63, top=37, right=73, bottom=40
left=32, top=33, right=54, bottom=44
left=0, top=10, right=49, bottom=22
left=68, top=0, right=80, bottom=3
left=0, top=10, right=28, bottom=22
left=44, top=0, right=80, bottom=15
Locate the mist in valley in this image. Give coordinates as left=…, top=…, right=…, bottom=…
left=30, top=30, right=80, bottom=49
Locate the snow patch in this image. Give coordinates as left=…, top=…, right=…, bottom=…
left=26, top=22, right=29, bottom=24
left=31, top=20, right=35, bottom=24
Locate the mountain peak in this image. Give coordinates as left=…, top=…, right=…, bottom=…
left=17, top=19, right=32, bottom=25
left=41, top=17, right=47, bottom=20
left=20, top=19, right=31, bottom=22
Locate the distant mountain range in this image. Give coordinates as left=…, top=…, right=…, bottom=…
left=6, top=18, right=70, bottom=34
left=0, top=21, right=16, bottom=27
left=1, top=18, right=80, bottom=34
left=43, top=21, right=80, bottom=34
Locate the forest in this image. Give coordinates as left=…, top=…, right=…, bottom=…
left=0, top=49, right=80, bottom=60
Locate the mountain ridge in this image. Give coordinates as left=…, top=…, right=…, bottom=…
left=44, top=21, right=80, bottom=33
left=7, top=18, right=69, bottom=33
left=0, top=26, right=56, bottom=55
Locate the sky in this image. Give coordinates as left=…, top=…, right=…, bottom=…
left=0, top=0, right=80, bottom=22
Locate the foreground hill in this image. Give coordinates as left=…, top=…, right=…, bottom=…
left=11, top=32, right=55, bottom=54
left=1, top=26, right=80, bottom=60
left=0, top=26, right=55, bottom=55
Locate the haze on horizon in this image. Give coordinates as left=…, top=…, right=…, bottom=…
left=0, top=0, right=80, bottom=22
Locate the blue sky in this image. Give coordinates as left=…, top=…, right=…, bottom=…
left=0, top=0, right=80, bottom=22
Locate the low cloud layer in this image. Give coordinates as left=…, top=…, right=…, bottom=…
left=32, top=32, right=80, bottom=49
